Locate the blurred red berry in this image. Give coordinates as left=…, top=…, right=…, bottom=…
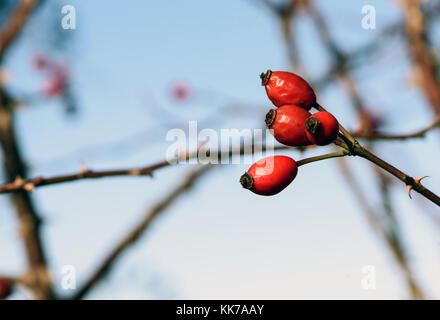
left=170, top=82, right=192, bottom=102
left=41, top=73, right=66, bottom=97
left=31, top=53, right=49, bottom=71
left=0, top=278, right=12, bottom=299
left=240, top=155, right=298, bottom=196
left=305, top=111, right=339, bottom=145
left=265, top=105, right=312, bottom=146
left=261, top=70, right=316, bottom=110
left=54, top=61, right=71, bottom=78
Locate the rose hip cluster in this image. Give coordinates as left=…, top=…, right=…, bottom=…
left=240, top=70, right=339, bottom=196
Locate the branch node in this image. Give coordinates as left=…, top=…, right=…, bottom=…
left=407, top=176, right=429, bottom=199
left=80, top=162, right=88, bottom=174
left=23, top=182, right=35, bottom=192
left=14, top=175, right=25, bottom=187
left=129, top=169, right=142, bottom=176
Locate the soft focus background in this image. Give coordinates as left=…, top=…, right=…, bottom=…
left=1, top=0, right=440, bottom=299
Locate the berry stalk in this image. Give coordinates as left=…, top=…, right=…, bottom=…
left=296, top=150, right=350, bottom=167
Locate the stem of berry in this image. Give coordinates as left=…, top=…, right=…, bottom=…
left=296, top=149, right=350, bottom=167
left=312, top=103, right=440, bottom=206
left=314, top=103, right=355, bottom=144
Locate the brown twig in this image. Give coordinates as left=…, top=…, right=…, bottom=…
left=257, top=0, right=429, bottom=299
left=334, top=125, right=440, bottom=207
left=0, top=0, right=54, bottom=300
left=302, top=0, right=440, bottom=208
left=353, top=118, right=440, bottom=140
left=0, top=106, right=54, bottom=300
left=303, top=0, right=428, bottom=299
left=278, top=1, right=306, bottom=73
left=353, top=142, right=439, bottom=206
left=401, top=0, right=440, bottom=116
left=70, top=165, right=213, bottom=300
left=0, top=159, right=172, bottom=194
left=0, top=0, right=39, bottom=59
left=0, top=144, right=297, bottom=194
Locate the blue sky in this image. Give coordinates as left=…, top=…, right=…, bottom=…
left=1, top=0, right=440, bottom=299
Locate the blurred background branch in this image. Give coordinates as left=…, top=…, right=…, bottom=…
left=70, top=165, right=213, bottom=300
left=0, top=0, right=54, bottom=299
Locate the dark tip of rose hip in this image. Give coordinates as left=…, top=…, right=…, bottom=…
left=305, top=116, right=321, bottom=134
left=260, top=69, right=272, bottom=86
left=240, top=172, right=253, bottom=190
left=265, top=109, right=277, bottom=127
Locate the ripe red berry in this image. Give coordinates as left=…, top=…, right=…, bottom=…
left=240, top=155, right=298, bottom=196
left=265, top=105, right=311, bottom=146
left=260, top=70, right=316, bottom=110
left=305, top=111, right=339, bottom=145
left=0, top=278, right=12, bottom=300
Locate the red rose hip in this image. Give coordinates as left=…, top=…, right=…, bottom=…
left=305, top=111, right=339, bottom=145
left=260, top=70, right=316, bottom=110
left=265, top=105, right=311, bottom=146
left=240, top=155, right=298, bottom=196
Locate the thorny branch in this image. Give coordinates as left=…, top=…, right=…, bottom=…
left=0, top=159, right=172, bottom=194
left=0, top=144, right=298, bottom=194
left=1, top=116, right=438, bottom=198
left=300, top=0, right=440, bottom=208
left=301, top=0, right=428, bottom=298
left=306, top=29, right=440, bottom=209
